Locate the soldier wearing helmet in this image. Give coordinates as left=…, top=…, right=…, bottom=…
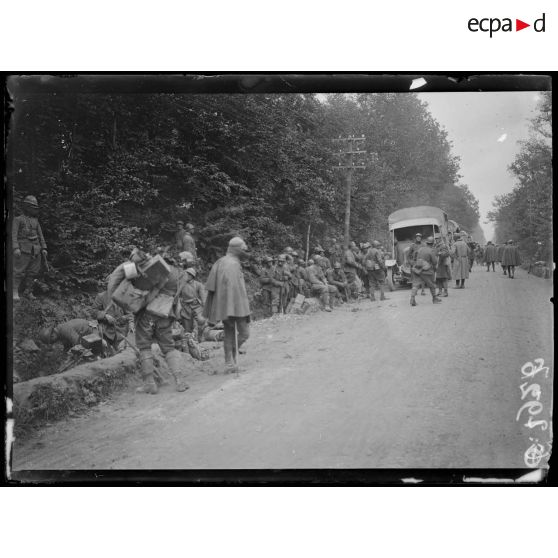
left=363, top=240, right=389, bottom=302
left=434, top=234, right=451, bottom=297
left=271, top=254, right=292, bottom=313
left=12, top=195, right=48, bottom=300
left=175, top=221, right=197, bottom=258
left=410, top=235, right=441, bottom=306
left=178, top=267, right=207, bottom=339
left=326, top=261, right=350, bottom=302
left=258, top=255, right=275, bottom=317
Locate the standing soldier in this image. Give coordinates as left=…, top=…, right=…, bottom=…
left=258, top=256, right=275, bottom=317
left=12, top=195, right=48, bottom=300
left=451, top=233, right=470, bottom=289
left=410, top=236, right=441, bottom=306
left=272, top=254, right=292, bottom=313
left=484, top=241, right=497, bottom=272
left=175, top=222, right=197, bottom=259
left=178, top=267, right=207, bottom=338
left=327, top=262, right=350, bottom=302
left=203, top=237, right=251, bottom=375
left=364, top=241, right=389, bottom=302
left=434, top=234, right=451, bottom=297
left=343, top=241, right=362, bottom=300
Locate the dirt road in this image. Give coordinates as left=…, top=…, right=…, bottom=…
left=13, top=266, right=553, bottom=470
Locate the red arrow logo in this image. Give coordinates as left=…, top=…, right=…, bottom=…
left=516, top=19, right=530, bottom=31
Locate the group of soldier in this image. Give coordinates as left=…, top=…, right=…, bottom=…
left=478, top=240, right=522, bottom=278
left=256, top=239, right=393, bottom=317
left=12, top=196, right=524, bottom=394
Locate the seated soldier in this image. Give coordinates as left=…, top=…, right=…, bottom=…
left=307, top=259, right=336, bottom=312
left=327, top=262, right=350, bottom=302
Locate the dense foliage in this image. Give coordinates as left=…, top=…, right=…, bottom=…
left=8, top=87, right=481, bottom=292
left=488, top=92, right=552, bottom=262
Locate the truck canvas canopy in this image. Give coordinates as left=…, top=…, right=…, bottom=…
left=388, top=206, right=448, bottom=231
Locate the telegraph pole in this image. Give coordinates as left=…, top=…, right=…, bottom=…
left=333, top=135, right=366, bottom=250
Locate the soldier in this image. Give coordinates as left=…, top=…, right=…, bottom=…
left=451, top=233, right=470, bottom=288
left=407, top=233, right=426, bottom=295
left=495, top=243, right=506, bottom=274
left=39, top=318, right=99, bottom=352
left=204, top=237, right=251, bottom=375
left=284, top=246, right=295, bottom=265
left=410, top=236, right=441, bottom=306
left=363, top=241, right=389, bottom=302
left=271, top=254, right=292, bottom=313
left=297, top=257, right=311, bottom=297
left=343, top=241, right=362, bottom=300
left=175, top=222, right=197, bottom=258
left=434, top=234, right=451, bottom=297
left=307, top=259, right=335, bottom=312
left=484, top=241, right=497, bottom=272
left=178, top=267, right=207, bottom=338
left=133, top=254, right=190, bottom=394
left=258, top=255, right=275, bottom=317
left=327, top=238, right=343, bottom=267
left=12, top=195, right=48, bottom=300
left=92, top=290, right=134, bottom=350
left=502, top=239, right=521, bottom=279
left=327, top=262, right=350, bottom=302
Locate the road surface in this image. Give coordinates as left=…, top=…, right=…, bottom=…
left=13, top=266, right=553, bottom=470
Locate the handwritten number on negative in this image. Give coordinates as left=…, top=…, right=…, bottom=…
left=521, top=359, right=549, bottom=379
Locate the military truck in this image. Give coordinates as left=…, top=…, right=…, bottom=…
left=385, top=206, right=450, bottom=289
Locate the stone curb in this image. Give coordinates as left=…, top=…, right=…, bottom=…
left=13, top=348, right=139, bottom=431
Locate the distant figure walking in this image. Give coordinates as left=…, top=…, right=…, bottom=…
left=451, top=233, right=470, bottom=289
left=502, top=239, right=521, bottom=279
left=484, top=241, right=497, bottom=272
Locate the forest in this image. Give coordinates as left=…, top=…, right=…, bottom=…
left=8, top=85, right=481, bottom=293
left=488, top=91, right=552, bottom=263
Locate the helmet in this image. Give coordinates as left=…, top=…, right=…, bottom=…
left=229, top=236, right=247, bottom=250
left=372, top=240, right=381, bottom=247
left=415, top=233, right=422, bottom=238
left=176, top=220, right=184, bottom=226
left=185, top=267, right=197, bottom=278
left=262, top=256, right=273, bottom=264
left=334, top=262, right=341, bottom=269
left=277, top=254, right=286, bottom=262
left=185, top=223, right=195, bottom=231
left=39, top=326, right=55, bottom=344
left=23, top=195, right=39, bottom=208
left=285, top=246, right=294, bottom=254
left=314, top=246, right=324, bottom=253
left=307, top=259, right=314, bottom=265
left=426, top=236, right=434, bottom=245
left=179, top=251, right=194, bottom=262
left=292, top=251, right=299, bottom=258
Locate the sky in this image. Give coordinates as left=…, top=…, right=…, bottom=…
left=417, top=91, right=544, bottom=241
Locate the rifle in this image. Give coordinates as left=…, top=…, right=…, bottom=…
left=41, top=251, right=51, bottom=273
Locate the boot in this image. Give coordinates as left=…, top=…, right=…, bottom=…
left=369, top=290, right=376, bottom=302
left=443, top=288, right=449, bottom=297
left=460, top=281, right=465, bottom=289
left=420, top=289, right=426, bottom=296
left=379, top=287, right=388, bottom=301
left=410, top=295, right=417, bottom=307
left=431, top=288, right=442, bottom=304
left=165, top=349, right=189, bottom=392
left=136, top=351, right=158, bottom=394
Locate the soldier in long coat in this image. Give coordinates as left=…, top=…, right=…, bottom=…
left=484, top=241, right=497, bottom=272
left=434, top=234, right=451, bottom=297
left=204, top=237, right=251, bottom=374
left=451, top=233, right=470, bottom=288
left=175, top=222, right=197, bottom=258
left=12, top=195, right=48, bottom=300
left=495, top=243, right=506, bottom=274
left=502, top=240, right=521, bottom=279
